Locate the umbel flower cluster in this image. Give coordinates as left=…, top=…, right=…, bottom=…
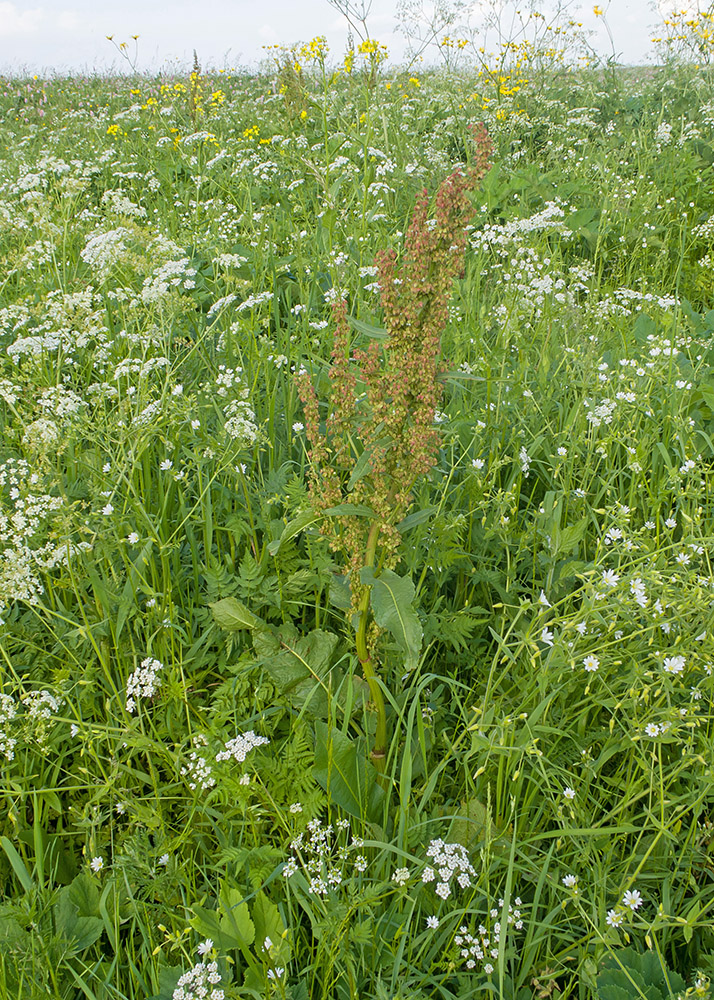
left=454, top=896, right=524, bottom=977
left=172, top=960, right=223, bottom=1000
left=282, top=817, right=367, bottom=895
left=298, top=123, right=493, bottom=582
left=125, top=657, right=163, bottom=713
left=422, top=838, right=476, bottom=899
left=215, top=730, right=269, bottom=763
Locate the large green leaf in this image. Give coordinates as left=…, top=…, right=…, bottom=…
left=324, top=502, right=376, bottom=517
left=209, top=597, right=265, bottom=631
left=219, top=884, right=255, bottom=949
left=253, top=625, right=341, bottom=716
left=189, top=904, right=226, bottom=947
left=252, top=891, right=290, bottom=964
left=268, top=508, right=322, bottom=556
left=328, top=573, right=352, bottom=611
left=552, top=517, right=587, bottom=556
left=360, top=567, right=422, bottom=671
left=190, top=884, right=255, bottom=953
left=396, top=505, right=438, bottom=532
left=313, top=721, right=385, bottom=821
left=348, top=315, right=388, bottom=340
left=147, top=965, right=184, bottom=1000
left=54, top=873, right=104, bottom=953
left=0, top=905, right=30, bottom=946
left=597, top=947, right=685, bottom=1000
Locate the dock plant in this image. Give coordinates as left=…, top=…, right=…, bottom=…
left=298, top=123, right=493, bottom=774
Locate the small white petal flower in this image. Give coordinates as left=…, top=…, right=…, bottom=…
left=622, top=889, right=642, bottom=910
left=663, top=655, right=685, bottom=675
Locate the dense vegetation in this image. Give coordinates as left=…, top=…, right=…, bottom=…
left=2, top=14, right=714, bottom=999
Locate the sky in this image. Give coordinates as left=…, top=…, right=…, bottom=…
left=0, top=0, right=704, bottom=75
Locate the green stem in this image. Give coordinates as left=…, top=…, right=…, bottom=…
left=355, top=520, right=388, bottom=778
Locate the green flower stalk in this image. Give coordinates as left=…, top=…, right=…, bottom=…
left=298, top=122, right=493, bottom=773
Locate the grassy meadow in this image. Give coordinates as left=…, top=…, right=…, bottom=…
left=3, top=12, right=714, bottom=1000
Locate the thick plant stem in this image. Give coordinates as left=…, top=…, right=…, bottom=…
left=355, top=521, right=388, bottom=779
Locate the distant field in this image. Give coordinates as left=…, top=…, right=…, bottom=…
left=1, top=25, right=714, bottom=1000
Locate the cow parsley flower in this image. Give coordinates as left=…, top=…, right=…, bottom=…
left=216, top=730, right=269, bottom=763
left=424, top=840, right=476, bottom=899
left=172, top=961, right=223, bottom=1000
left=126, top=657, right=163, bottom=713
left=181, top=749, right=216, bottom=791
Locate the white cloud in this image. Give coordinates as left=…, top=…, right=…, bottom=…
left=0, top=2, right=44, bottom=36
left=57, top=10, right=81, bottom=31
